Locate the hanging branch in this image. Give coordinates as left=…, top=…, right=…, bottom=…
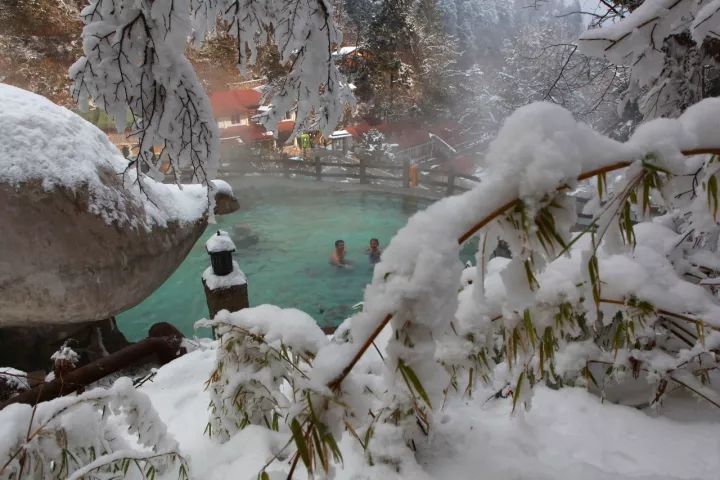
left=326, top=146, right=720, bottom=392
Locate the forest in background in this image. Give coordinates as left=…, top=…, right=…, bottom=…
left=2, top=1, right=718, bottom=155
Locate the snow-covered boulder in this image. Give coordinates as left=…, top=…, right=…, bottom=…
left=0, top=84, right=210, bottom=327
left=212, top=179, right=240, bottom=215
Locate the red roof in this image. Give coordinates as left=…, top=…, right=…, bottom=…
left=346, top=120, right=468, bottom=150
left=276, top=120, right=296, bottom=144
left=210, top=89, right=262, bottom=118
left=219, top=120, right=297, bottom=145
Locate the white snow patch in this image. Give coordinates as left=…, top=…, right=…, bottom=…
left=206, top=230, right=237, bottom=253
left=211, top=179, right=234, bottom=196
left=202, top=261, right=247, bottom=290
left=136, top=347, right=720, bottom=480
left=200, top=305, right=328, bottom=354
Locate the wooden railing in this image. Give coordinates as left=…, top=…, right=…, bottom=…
left=246, top=150, right=480, bottom=195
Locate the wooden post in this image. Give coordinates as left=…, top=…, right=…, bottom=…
left=315, top=152, right=322, bottom=181
left=203, top=281, right=249, bottom=319
left=446, top=169, right=456, bottom=196
left=283, top=156, right=290, bottom=178
left=203, top=232, right=249, bottom=338
left=359, top=155, right=368, bottom=184
left=403, top=158, right=410, bottom=188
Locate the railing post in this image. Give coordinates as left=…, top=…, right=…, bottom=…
left=446, top=169, right=456, bottom=196
left=315, top=151, right=322, bottom=181
left=360, top=155, right=368, bottom=184
left=283, top=155, right=290, bottom=178
left=403, top=158, right=410, bottom=188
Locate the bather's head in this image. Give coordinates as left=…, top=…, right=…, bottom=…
left=335, top=239, right=345, bottom=254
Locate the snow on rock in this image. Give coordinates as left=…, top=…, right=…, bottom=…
left=202, top=261, right=247, bottom=290
left=211, top=179, right=234, bottom=196
left=0, top=84, right=123, bottom=192
left=137, top=346, right=720, bottom=480
left=0, top=83, right=209, bottom=228
left=51, top=344, right=80, bottom=367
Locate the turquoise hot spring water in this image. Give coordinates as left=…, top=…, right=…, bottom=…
left=117, top=189, right=476, bottom=341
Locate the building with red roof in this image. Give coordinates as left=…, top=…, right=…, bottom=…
left=210, top=89, right=263, bottom=128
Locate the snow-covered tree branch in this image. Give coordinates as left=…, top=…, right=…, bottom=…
left=580, top=0, right=720, bottom=119
left=0, top=378, right=188, bottom=479
left=194, top=97, right=720, bottom=478
left=70, top=0, right=353, bottom=186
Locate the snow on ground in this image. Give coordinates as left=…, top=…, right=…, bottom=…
left=141, top=345, right=720, bottom=480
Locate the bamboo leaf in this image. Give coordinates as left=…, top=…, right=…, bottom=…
left=709, top=175, right=719, bottom=220
left=512, top=372, right=524, bottom=413
left=524, top=259, right=539, bottom=291
left=583, top=365, right=599, bottom=388
left=363, top=424, right=374, bottom=451
left=522, top=309, right=537, bottom=346
left=324, top=430, right=344, bottom=464
left=312, top=423, right=329, bottom=473
left=290, top=419, right=311, bottom=471
left=399, top=360, right=433, bottom=409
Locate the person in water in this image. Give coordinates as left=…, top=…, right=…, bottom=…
left=367, top=238, right=382, bottom=264
left=330, top=239, right=352, bottom=268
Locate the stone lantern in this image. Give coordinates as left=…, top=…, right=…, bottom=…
left=206, top=231, right=236, bottom=276
left=202, top=231, right=248, bottom=325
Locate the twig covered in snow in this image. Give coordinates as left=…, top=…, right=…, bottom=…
left=0, top=377, right=188, bottom=479
left=70, top=0, right=353, bottom=185
left=580, top=0, right=720, bottom=118
left=301, top=99, right=720, bottom=465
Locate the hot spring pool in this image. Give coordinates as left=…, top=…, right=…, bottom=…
left=117, top=189, right=476, bottom=340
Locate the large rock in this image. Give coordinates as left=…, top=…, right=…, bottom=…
left=0, top=83, right=211, bottom=327
left=0, top=179, right=207, bottom=326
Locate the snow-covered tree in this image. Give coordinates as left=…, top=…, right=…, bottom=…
left=580, top=0, right=720, bottom=120
left=455, top=0, right=628, bottom=151
left=342, top=0, right=460, bottom=122
left=70, top=0, right=353, bottom=185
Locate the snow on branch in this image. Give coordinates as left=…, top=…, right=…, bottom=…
left=0, top=378, right=188, bottom=478
left=189, top=0, right=354, bottom=138
left=70, top=0, right=352, bottom=186
left=306, top=99, right=720, bottom=447
left=579, top=0, right=720, bottom=118
left=70, top=0, right=219, bottom=185
left=195, top=100, right=720, bottom=475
